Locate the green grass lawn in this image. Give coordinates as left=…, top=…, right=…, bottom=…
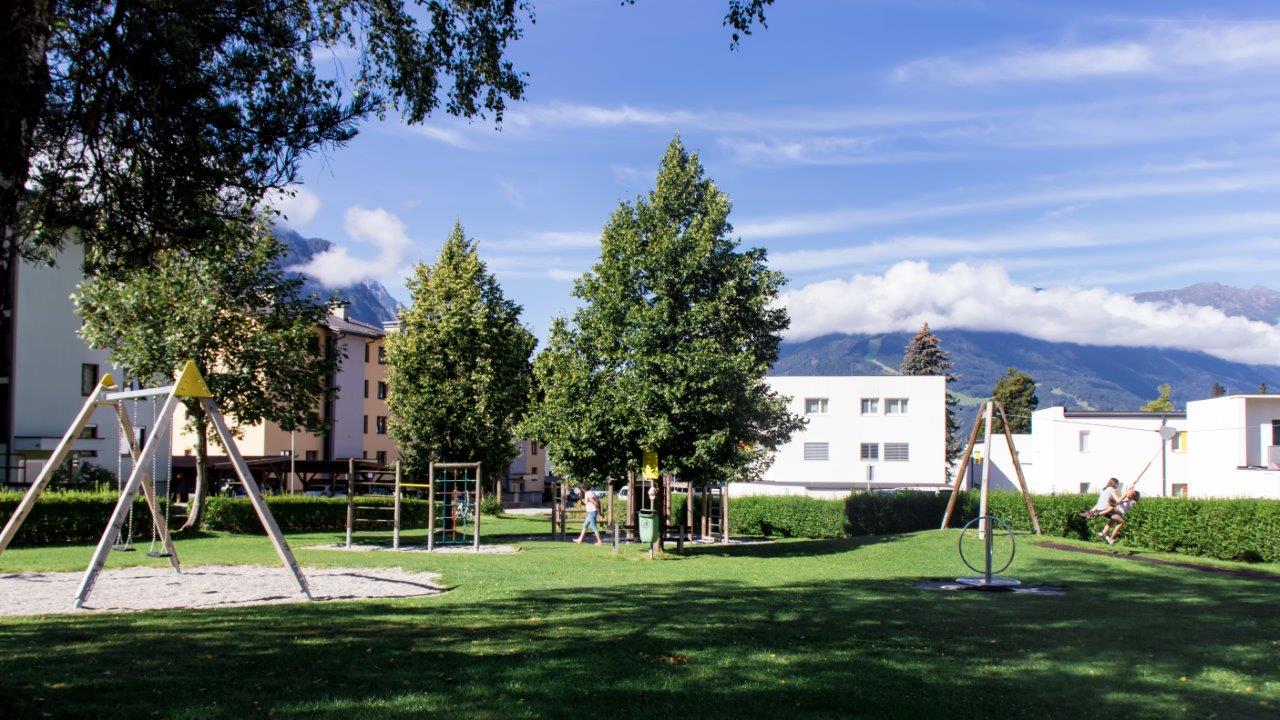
left=0, top=516, right=1277, bottom=719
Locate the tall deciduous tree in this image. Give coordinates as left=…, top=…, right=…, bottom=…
left=1141, top=384, right=1175, bottom=412
left=386, top=223, right=535, bottom=487
left=900, top=323, right=961, bottom=466
left=73, top=216, right=337, bottom=529
left=522, top=137, right=804, bottom=490
left=990, top=368, right=1038, bottom=434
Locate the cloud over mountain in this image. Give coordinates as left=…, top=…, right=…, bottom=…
left=779, top=261, right=1280, bottom=365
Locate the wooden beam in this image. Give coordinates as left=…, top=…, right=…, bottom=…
left=940, top=402, right=987, bottom=530
left=994, top=402, right=1042, bottom=535
left=114, top=403, right=181, bottom=572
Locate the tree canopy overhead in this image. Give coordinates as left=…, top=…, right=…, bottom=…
left=522, top=136, right=803, bottom=488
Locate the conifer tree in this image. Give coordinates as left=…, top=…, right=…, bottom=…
left=900, top=323, right=962, bottom=465
left=990, top=368, right=1038, bottom=434
left=386, top=223, right=535, bottom=487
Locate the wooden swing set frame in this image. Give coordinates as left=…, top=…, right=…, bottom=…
left=0, top=361, right=312, bottom=608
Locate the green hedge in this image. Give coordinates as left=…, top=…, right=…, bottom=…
left=202, top=495, right=430, bottom=534
left=0, top=490, right=150, bottom=546
left=729, top=495, right=847, bottom=539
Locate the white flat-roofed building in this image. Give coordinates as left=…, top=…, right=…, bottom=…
left=739, top=375, right=948, bottom=498
left=1021, top=407, right=1188, bottom=497
left=1184, top=394, right=1280, bottom=498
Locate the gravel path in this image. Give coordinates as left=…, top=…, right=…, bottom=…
left=0, top=565, right=442, bottom=616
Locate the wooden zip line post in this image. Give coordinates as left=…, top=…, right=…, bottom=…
left=940, top=400, right=1041, bottom=536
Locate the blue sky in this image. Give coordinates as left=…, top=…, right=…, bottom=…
left=278, top=1, right=1280, bottom=364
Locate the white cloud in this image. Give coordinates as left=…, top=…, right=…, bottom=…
left=737, top=169, right=1280, bottom=240
left=894, top=21, right=1280, bottom=84
left=779, top=261, right=1280, bottom=365
left=406, top=124, right=473, bottom=148
left=507, top=102, right=700, bottom=129
left=499, top=180, right=525, bottom=208
left=485, top=230, right=600, bottom=252
left=290, top=206, right=413, bottom=289
left=547, top=268, right=582, bottom=282
left=264, top=186, right=321, bottom=227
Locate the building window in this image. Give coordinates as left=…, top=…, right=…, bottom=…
left=860, top=398, right=879, bottom=415
left=377, top=381, right=387, bottom=400
left=376, top=416, right=387, bottom=434
left=81, top=363, right=99, bottom=396
left=1171, top=483, right=1188, bottom=497
left=72, top=449, right=98, bottom=459
left=361, top=450, right=368, bottom=459
left=363, top=415, right=369, bottom=434
left=803, top=442, right=829, bottom=461
left=885, top=398, right=909, bottom=415
left=121, top=427, right=147, bottom=456
left=866, top=465, right=875, bottom=484
left=363, top=380, right=369, bottom=399
left=531, top=443, right=539, bottom=456
left=1272, top=419, right=1280, bottom=445
left=860, top=443, right=879, bottom=460
left=80, top=425, right=99, bottom=440
left=531, top=466, right=538, bottom=476
left=884, top=443, right=909, bottom=461
left=376, top=450, right=387, bottom=465
left=377, top=346, right=386, bottom=364
left=1079, top=482, right=1091, bottom=494
left=1171, top=431, right=1188, bottom=453
left=364, top=344, right=370, bottom=363
left=305, top=450, right=318, bottom=461
left=1078, top=430, right=1090, bottom=453
left=804, top=398, right=828, bottom=415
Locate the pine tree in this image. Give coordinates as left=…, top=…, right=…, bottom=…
left=1210, top=382, right=1227, bottom=398
left=900, top=323, right=962, bottom=466
left=991, top=368, right=1039, bottom=434
left=1261, top=381, right=1269, bottom=395
left=385, top=223, right=535, bottom=487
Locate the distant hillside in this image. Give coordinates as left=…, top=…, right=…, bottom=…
left=1134, top=283, right=1280, bottom=323
left=773, top=330, right=1280, bottom=410
left=274, top=227, right=401, bottom=326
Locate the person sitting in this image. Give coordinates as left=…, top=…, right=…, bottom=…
left=1080, top=477, right=1122, bottom=522
left=1100, top=491, right=1139, bottom=545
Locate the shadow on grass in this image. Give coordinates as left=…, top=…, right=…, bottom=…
left=0, top=550, right=1275, bottom=720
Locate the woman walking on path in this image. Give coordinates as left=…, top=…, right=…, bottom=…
left=574, top=487, right=603, bottom=546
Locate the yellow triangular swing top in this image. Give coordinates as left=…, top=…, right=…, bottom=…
left=99, top=373, right=117, bottom=391
left=174, top=360, right=213, bottom=398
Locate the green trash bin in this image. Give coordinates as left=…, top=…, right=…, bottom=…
left=638, top=510, right=657, bottom=543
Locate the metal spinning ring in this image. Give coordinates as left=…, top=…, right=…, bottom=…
left=958, top=514, right=1017, bottom=576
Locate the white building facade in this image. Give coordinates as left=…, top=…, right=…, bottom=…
left=981, top=397, right=1280, bottom=499
left=4, top=243, right=167, bottom=488
left=740, top=375, right=949, bottom=498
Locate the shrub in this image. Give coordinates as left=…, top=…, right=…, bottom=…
left=0, top=490, right=150, bottom=546
left=202, top=495, right=429, bottom=534
left=479, top=495, right=503, bottom=517
left=729, top=495, right=846, bottom=539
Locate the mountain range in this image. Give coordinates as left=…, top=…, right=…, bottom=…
left=275, top=228, right=401, bottom=326
left=275, top=226, right=1278, bottom=411
left=774, top=283, right=1280, bottom=410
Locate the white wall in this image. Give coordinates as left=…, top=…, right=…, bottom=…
left=330, top=334, right=365, bottom=459
left=1185, top=396, right=1280, bottom=498
left=11, top=244, right=135, bottom=484
left=749, top=375, right=948, bottom=494
left=1020, top=407, right=1187, bottom=496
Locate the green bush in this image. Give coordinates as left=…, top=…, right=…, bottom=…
left=202, top=495, right=429, bottom=534
left=0, top=490, right=151, bottom=546
left=729, top=495, right=846, bottom=539
left=479, top=495, right=503, bottom=517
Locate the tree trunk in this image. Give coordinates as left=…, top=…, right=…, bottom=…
left=181, top=415, right=210, bottom=531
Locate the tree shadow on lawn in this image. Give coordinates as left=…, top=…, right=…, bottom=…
left=0, top=553, right=1275, bottom=720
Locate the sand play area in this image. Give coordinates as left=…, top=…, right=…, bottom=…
left=0, top=565, right=443, bottom=616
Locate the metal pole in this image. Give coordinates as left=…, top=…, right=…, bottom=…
left=473, top=462, right=482, bottom=551
left=978, top=402, right=995, bottom=540
left=393, top=461, right=402, bottom=550
left=290, top=431, right=296, bottom=494
left=1160, top=418, right=1168, bottom=497
left=984, top=513, right=994, bottom=584
left=427, top=462, right=435, bottom=552
left=345, top=458, right=355, bottom=548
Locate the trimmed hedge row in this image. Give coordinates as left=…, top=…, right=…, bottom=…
left=202, top=495, right=429, bottom=534
left=0, top=491, right=150, bottom=546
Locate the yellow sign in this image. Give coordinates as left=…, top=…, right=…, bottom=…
left=174, top=360, right=214, bottom=398
left=642, top=450, right=659, bottom=480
